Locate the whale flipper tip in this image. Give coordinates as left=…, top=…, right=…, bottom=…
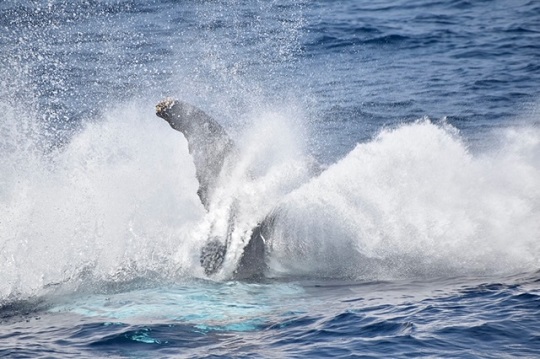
left=156, top=98, right=177, bottom=119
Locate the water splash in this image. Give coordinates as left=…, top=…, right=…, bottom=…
left=267, top=120, right=540, bottom=279
left=0, top=100, right=204, bottom=300
left=0, top=93, right=315, bottom=299
left=1, top=94, right=539, bottom=302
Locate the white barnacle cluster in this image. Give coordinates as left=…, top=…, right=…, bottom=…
left=155, top=97, right=176, bottom=116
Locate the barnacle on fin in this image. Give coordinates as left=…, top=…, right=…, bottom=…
left=155, top=98, right=177, bottom=117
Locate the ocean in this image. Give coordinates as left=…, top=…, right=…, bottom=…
left=1, top=0, right=539, bottom=357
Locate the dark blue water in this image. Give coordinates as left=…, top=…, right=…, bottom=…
left=1, top=0, right=539, bottom=357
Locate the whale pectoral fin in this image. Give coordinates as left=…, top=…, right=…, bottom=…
left=156, top=98, right=235, bottom=210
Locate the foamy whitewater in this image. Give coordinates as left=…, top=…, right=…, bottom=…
left=1, top=0, right=540, bottom=357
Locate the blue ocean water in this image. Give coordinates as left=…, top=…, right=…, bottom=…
left=1, top=0, right=539, bottom=357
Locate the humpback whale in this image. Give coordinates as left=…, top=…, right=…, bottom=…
left=156, top=99, right=269, bottom=279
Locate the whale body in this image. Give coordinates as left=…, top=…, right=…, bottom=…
left=156, top=99, right=269, bottom=279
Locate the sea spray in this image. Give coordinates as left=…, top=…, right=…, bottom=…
left=0, top=98, right=314, bottom=298
left=267, top=120, right=540, bottom=279
left=0, top=101, right=204, bottom=300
